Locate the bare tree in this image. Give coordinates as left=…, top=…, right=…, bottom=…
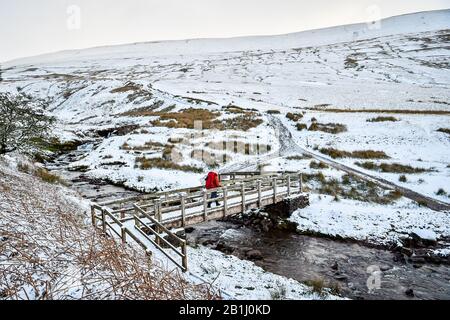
left=0, top=92, right=54, bottom=155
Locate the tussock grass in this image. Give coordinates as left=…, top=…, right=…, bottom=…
left=266, top=110, right=281, bottom=114
left=367, top=116, right=399, bottom=122
left=34, top=168, right=66, bottom=185
left=306, top=107, right=450, bottom=115
left=319, top=148, right=389, bottom=159
left=308, top=122, right=347, bottom=134
left=121, top=141, right=164, bottom=151
left=310, top=161, right=329, bottom=169
left=136, top=157, right=203, bottom=173
left=286, top=112, right=303, bottom=122
left=399, top=175, right=407, bottom=182
left=296, top=123, right=308, bottom=131
left=355, top=161, right=430, bottom=174
left=286, top=154, right=312, bottom=161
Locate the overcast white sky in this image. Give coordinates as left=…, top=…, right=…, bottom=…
left=1, top=0, right=449, bottom=62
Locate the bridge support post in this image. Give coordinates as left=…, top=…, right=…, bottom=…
left=203, top=191, right=208, bottom=221
left=257, top=180, right=262, bottom=207
left=181, top=194, right=186, bottom=227
left=273, top=178, right=277, bottom=203
left=223, top=187, right=228, bottom=218
left=299, top=173, right=303, bottom=193
left=287, top=175, right=291, bottom=197
left=241, top=183, right=246, bottom=212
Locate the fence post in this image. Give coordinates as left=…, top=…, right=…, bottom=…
left=223, top=187, right=228, bottom=218
left=287, top=175, right=291, bottom=197
left=91, top=206, right=96, bottom=226
left=121, top=227, right=127, bottom=244
left=181, top=194, right=186, bottom=227
left=257, top=180, right=262, bottom=207
left=241, top=183, right=246, bottom=212
left=101, top=209, right=106, bottom=234
left=273, top=177, right=277, bottom=203
left=155, top=200, right=161, bottom=246
left=203, top=190, right=208, bottom=221
left=181, top=241, right=188, bottom=272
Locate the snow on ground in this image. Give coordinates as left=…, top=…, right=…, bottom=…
left=279, top=112, right=450, bottom=202
left=290, top=194, right=450, bottom=248
left=187, top=246, right=341, bottom=300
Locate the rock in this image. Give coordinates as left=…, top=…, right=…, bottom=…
left=331, top=261, right=339, bottom=270
left=400, top=247, right=413, bottom=257
left=410, top=256, right=426, bottom=264
left=184, top=227, right=195, bottom=234
left=246, top=250, right=263, bottom=260
left=405, top=289, right=414, bottom=297
left=334, top=274, right=348, bottom=281
left=410, top=229, right=438, bottom=246
left=380, top=265, right=392, bottom=272
left=215, top=242, right=234, bottom=254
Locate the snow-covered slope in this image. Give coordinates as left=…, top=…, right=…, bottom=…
left=5, top=9, right=450, bottom=67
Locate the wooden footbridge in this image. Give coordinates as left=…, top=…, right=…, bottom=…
left=91, top=171, right=305, bottom=272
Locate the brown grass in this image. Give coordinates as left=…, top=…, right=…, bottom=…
left=355, top=161, right=431, bottom=173
left=121, top=141, right=164, bottom=151
left=308, top=122, right=347, bottom=134
left=286, top=112, right=303, bottom=122
left=0, top=167, right=218, bottom=300
left=136, top=157, right=203, bottom=173
left=306, top=107, right=450, bottom=115
left=367, top=116, right=399, bottom=122
left=296, top=123, right=308, bottom=131
left=320, top=148, right=389, bottom=159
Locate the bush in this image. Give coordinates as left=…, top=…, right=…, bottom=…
left=399, top=175, right=407, bottom=182
left=436, top=188, right=447, bottom=196
left=266, top=110, right=281, bottom=114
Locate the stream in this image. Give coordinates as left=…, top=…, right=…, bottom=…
left=47, top=142, right=450, bottom=300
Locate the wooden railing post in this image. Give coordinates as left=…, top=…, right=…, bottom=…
left=180, top=194, right=186, bottom=227
left=101, top=209, right=106, bottom=234
left=121, top=227, right=127, bottom=244
left=155, top=200, right=161, bottom=246
left=287, top=175, right=291, bottom=197
left=203, top=190, right=208, bottom=221
left=257, top=180, right=262, bottom=207
left=91, top=206, right=96, bottom=226
left=181, top=241, right=188, bottom=272
left=272, top=178, right=277, bottom=202
left=223, top=187, right=228, bottom=218
left=241, top=183, right=246, bottom=212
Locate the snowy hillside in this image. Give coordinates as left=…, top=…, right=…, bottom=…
left=1, top=8, right=449, bottom=300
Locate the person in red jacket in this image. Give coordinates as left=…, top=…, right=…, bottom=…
left=205, top=171, right=222, bottom=208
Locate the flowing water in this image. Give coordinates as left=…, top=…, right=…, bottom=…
left=187, top=220, right=450, bottom=300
